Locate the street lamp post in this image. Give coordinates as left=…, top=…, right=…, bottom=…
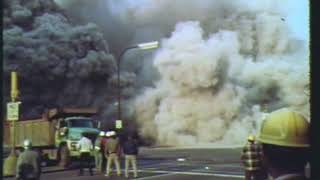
left=116, top=41, right=159, bottom=121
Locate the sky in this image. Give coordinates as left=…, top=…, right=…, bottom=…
left=54, top=0, right=309, bottom=42
left=286, top=0, right=309, bottom=41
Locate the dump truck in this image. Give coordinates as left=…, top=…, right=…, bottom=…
left=3, top=108, right=101, bottom=167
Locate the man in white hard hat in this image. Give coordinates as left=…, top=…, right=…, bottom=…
left=101, top=131, right=111, bottom=172
left=104, top=131, right=121, bottom=177
left=94, top=131, right=105, bottom=173
left=257, top=109, right=310, bottom=180
left=16, top=139, right=41, bottom=180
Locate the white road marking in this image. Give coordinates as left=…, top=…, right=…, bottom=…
left=135, top=169, right=244, bottom=178
left=135, top=173, right=175, bottom=180
left=214, top=164, right=242, bottom=167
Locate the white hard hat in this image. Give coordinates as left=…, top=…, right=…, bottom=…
left=109, top=131, right=116, bottom=136
left=99, top=131, right=105, bottom=136
left=23, top=139, right=32, bottom=149
left=105, top=131, right=110, bottom=137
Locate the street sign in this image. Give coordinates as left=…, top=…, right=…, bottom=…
left=115, top=120, right=122, bottom=129
left=7, top=102, right=20, bottom=121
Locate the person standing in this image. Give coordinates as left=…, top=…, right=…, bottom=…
left=104, top=131, right=121, bottom=177
left=241, top=135, right=266, bottom=180
left=94, top=131, right=105, bottom=173
left=101, top=131, right=110, bottom=172
left=257, top=109, right=310, bottom=180
left=16, top=139, right=41, bottom=180
left=77, top=133, right=94, bottom=176
left=123, top=135, right=139, bottom=178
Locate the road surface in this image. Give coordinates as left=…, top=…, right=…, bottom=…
left=3, top=147, right=245, bottom=180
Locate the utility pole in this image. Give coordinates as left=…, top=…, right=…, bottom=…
left=10, top=71, right=20, bottom=154
left=3, top=71, right=21, bottom=176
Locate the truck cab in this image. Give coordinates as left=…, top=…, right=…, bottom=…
left=55, top=116, right=100, bottom=157
left=3, top=108, right=101, bottom=167
left=48, top=108, right=100, bottom=166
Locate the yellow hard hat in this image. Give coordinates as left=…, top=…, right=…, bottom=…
left=248, top=135, right=255, bottom=142
left=257, top=108, right=309, bottom=147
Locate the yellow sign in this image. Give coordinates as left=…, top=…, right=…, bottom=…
left=115, top=120, right=122, bottom=129
left=7, top=102, right=20, bottom=121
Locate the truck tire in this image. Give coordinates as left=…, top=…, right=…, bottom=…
left=58, top=144, right=70, bottom=168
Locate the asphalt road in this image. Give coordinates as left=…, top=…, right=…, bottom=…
left=3, top=147, right=245, bottom=180
left=4, top=170, right=242, bottom=180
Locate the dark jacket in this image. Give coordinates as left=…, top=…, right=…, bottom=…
left=123, top=140, right=138, bottom=155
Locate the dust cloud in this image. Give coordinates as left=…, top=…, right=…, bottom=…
left=4, top=0, right=309, bottom=146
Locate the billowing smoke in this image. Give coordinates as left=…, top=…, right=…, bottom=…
left=3, top=0, right=131, bottom=119
left=4, top=0, right=309, bottom=146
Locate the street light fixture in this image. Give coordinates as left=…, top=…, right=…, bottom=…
left=137, top=41, right=159, bottom=50
left=116, top=41, right=159, bottom=122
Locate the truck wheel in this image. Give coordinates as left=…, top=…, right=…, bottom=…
left=58, top=144, right=70, bottom=168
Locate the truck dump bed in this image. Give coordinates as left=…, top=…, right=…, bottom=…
left=48, top=108, right=97, bottom=119
left=3, top=108, right=97, bottom=148
left=3, top=119, right=55, bottom=148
